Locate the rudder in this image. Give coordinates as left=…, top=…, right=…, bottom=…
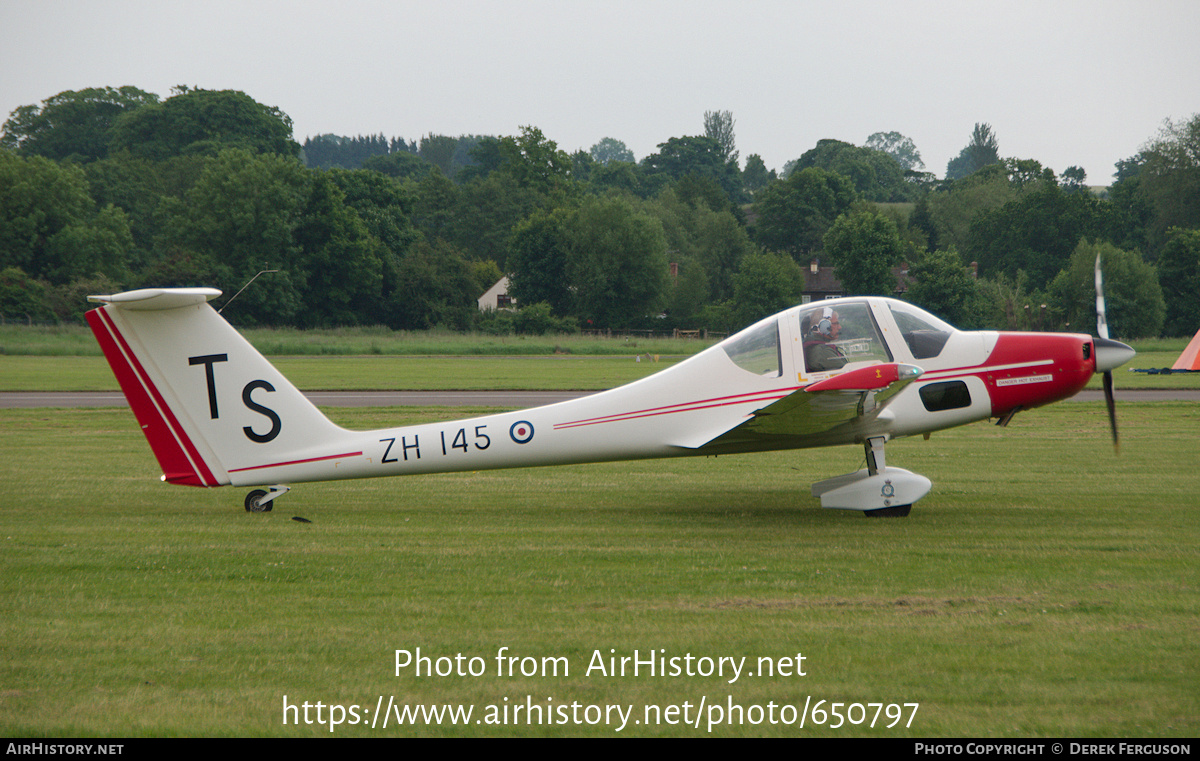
left=87, top=288, right=352, bottom=487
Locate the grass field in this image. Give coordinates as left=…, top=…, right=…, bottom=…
left=3, top=349, right=1198, bottom=393
left=3, top=324, right=1197, bottom=392
left=0, top=323, right=719, bottom=357
left=1, top=401, right=1196, bottom=737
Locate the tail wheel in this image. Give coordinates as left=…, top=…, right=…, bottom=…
left=245, top=489, right=272, bottom=512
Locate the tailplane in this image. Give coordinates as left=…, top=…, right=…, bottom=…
left=87, top=288, right=351, bottom=487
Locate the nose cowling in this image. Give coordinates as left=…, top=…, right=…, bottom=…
left=1094, top=337, right=1136, bottom=373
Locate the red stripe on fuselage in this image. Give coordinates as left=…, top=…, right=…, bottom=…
left=228, top=451, right=363, bottom=474
left=86, top=307, right=219, bottom=487
left=553, top=388, right=798, bottom=430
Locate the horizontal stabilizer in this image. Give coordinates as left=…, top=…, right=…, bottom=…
left=88, top=288, right=222, bottom=311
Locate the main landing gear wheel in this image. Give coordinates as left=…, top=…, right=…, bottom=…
left=865, top=504, right=912, bottom=518
left=245, top=489, right=272, bottom=512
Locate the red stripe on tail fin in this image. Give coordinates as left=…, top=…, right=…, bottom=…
left=86, top=307, right=219, bottom=487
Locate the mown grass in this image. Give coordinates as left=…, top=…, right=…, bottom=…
left=3, top=322, right=1190, bottom=358
left=2, top=323, right=1194, bottom=393
left=0, top=355, right=687, bottom=392
left=1, top=403, right=1195, bottom=736
left=0, top=323, right=718, bottom=357
left=4, top=349, right=1196, bottom=392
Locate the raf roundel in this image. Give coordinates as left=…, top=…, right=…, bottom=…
left=509, top=420, right=535, bottom=444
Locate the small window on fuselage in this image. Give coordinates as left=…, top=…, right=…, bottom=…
left=919, top=381, right=972, bottom=411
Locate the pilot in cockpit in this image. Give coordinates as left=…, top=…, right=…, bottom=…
left=802, top=307, right=847, bottom=372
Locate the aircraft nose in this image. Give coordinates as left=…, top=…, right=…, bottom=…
left=1093, top=337, right=1136, bottom=373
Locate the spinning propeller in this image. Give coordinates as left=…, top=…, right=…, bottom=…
left=1093, top=253, right=1136, bottom=452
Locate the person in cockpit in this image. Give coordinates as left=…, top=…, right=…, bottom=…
left=802, top=307, right=847, bottom=372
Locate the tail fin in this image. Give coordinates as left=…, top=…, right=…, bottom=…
left=87, top=288, right=351, bottom=487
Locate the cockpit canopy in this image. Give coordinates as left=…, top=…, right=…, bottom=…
left=722, top=298, right=959, bottom=379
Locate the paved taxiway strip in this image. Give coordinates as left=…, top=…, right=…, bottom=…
left=2, top=389, right=1197, bottom=409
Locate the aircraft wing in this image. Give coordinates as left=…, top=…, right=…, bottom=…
left=691, top=363, right=923, bottom=450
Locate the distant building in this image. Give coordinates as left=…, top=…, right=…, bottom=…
left=478, top=277, right=515, bottom=311
left=801, top=258, right=932, bottom=302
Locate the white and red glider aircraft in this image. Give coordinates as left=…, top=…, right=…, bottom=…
left=86, top=287, right=1134, bottom=516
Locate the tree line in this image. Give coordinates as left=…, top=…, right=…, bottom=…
left=2, top=85, right=1197, bottom=338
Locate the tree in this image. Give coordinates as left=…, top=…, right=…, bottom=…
left=666, top=259, right=711, bottom=325
left=570, top=149, right=597, bottom=182
left=589, top=160, right=647, bottom=196
left=945, top=123, right=1000, bottom=180
left=457, top=137, right=505, bottom=182
left=752, top=167, right=857, bottom=259
left=324, top=168, right=419, bottom=259
left=496, top=126, right=573, bottom=192
left=0, top=152, right=93, bottom=277
left=408, top=170, right=460, bottom=242
left=822, top=210, right=909, bottom=296
left=790, top=139, right=911, bottom=201
left=1047, top=240, right=1164, bottom=338
left=693, top=206, right=756, bottom=302
left=159, top=148, right=308, bottom=325
left=1, top=87, right=160, bottom=162
left=1157, top=227, right=1200, bottom=336
left=292, top=173, right=385, bottom=326
left=974, top=271, right=1052, bottom=331
left=641, top=135, right=742, bottom=201
left=302, top=133, right=404, bottom=170
left=742, top=154, right=772, bottom=193
left=386, top=238, right=477, bottom=330
left=703, top=110, right=738, bottom=166
left=731, top=251, right=805, bottom=328
left=1060, top=165, right=1088, bottom=194
left=0, top=267, right=51, bottom=321
left=1135, top=114, right=1200, bottom=256
left=42, top=204, right=134, bottom=286
left=450, top=171, right=547, bottom=266
left=109, top=88, right=300, bottom=160
left=904, top=247, right=984, bottom=328
left=922, top=163, right=1018, bottom=253
left=506, top=206, right=575, bottom=315
left=419, top=134, right=461, bottom=177
left=0, top=151, right=132, bottom=284
left=84, top=153, right=207, bottom=254
left=564, top=196, right=669, bottom=328
left=965, top=180, right=1104, bottom=290
left=864, top=131, right=925, bottom=171
left=361, top=150, right=438, bottom=180
left=589, top=137, right=634, bottom=166
left=1002, top=158, right=1055, bottom=190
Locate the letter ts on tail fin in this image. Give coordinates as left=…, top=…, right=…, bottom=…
left=86, top=288, right=354, bottom=487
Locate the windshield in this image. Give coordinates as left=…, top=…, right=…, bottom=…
left=798, top=302, right=891, bottom=373
left=888, top=301, right=955, bottom=359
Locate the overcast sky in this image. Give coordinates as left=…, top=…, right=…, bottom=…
left=2, top=0, right=1198, bottom=182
